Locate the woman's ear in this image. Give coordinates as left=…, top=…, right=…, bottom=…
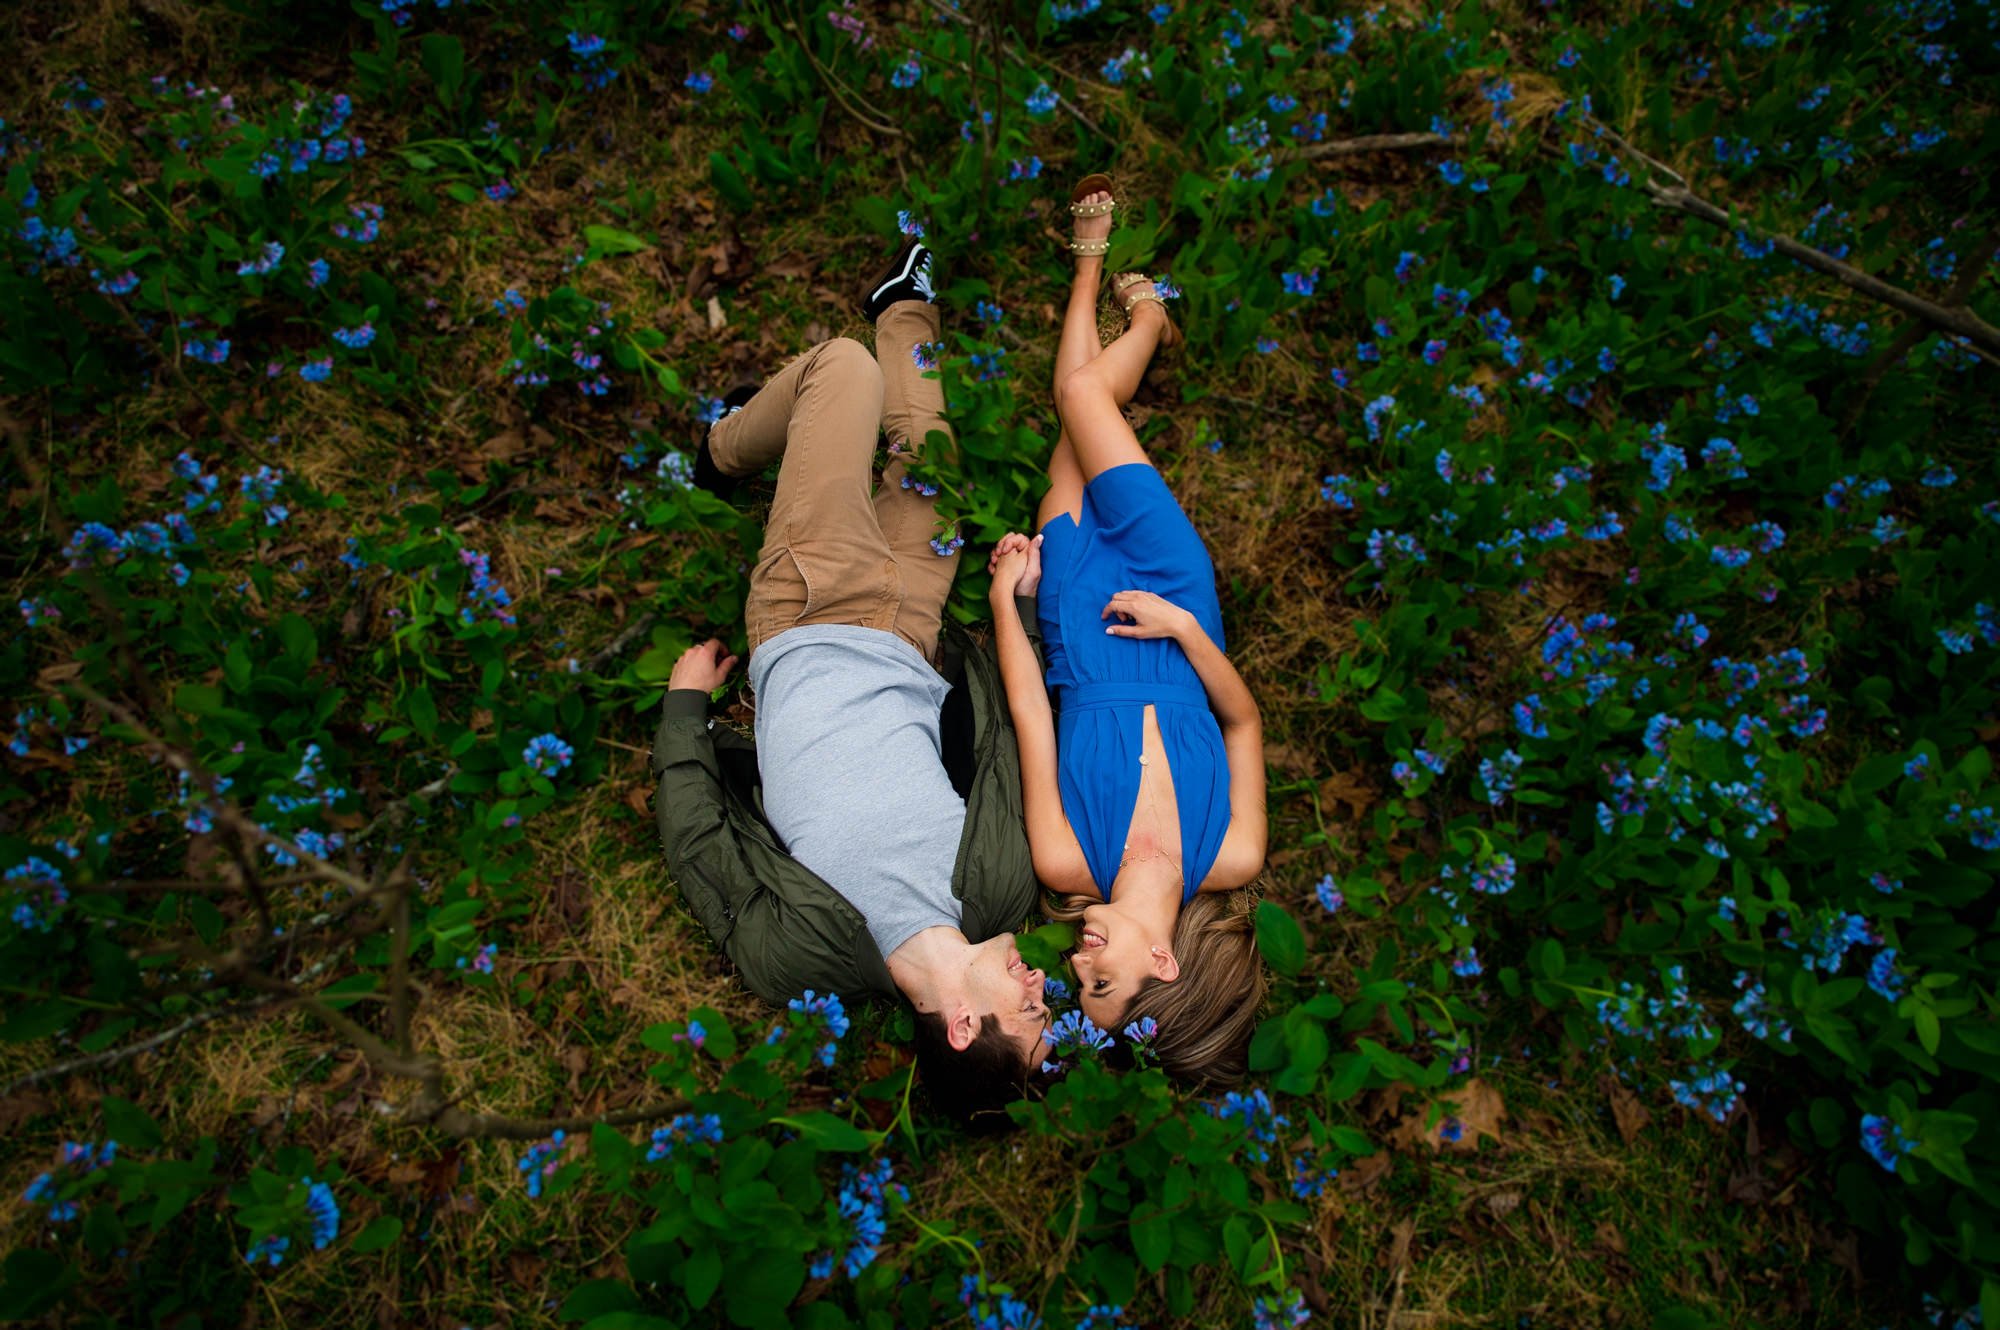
left=1151, top=947, right=1181, bottom=983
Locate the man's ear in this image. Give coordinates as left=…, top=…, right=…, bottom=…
left=1152, top=947, right=1181, bottom=984
left=947, top=1002, right=978, bottom=1052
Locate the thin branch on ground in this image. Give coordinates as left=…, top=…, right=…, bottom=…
left=1282, top=131, right=1463, bottom=162
left=1838, top=224, right=2000, bottom=439
left=584, top=608, right=660, bottom=672
left=1582, top=117, right=2000, bottom=359
left=921, top=0, right=1106, bottom=138
left=778, top=23, right=906, bottom=139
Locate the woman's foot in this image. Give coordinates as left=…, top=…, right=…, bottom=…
left=1068, top=173, right=1115, bottom=261
left=1111, top=272, right=1182, bottom=351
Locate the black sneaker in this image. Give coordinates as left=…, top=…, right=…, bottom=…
left=860, top=236, right=936, bottom=322
left=693, top=382, right=760, bottom=499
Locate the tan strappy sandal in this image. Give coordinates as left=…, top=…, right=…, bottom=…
left=1066, top=173, right=1116, bottom=257
left=1112, top=271, right=1182, bottom=351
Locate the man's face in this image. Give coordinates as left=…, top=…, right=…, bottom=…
left=963, top=933, right=1054, bottom=1068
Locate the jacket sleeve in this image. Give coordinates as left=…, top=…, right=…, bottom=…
left=1016, top=594, right=1048, bottom=674
left=651, top=689, right=764, bottom=947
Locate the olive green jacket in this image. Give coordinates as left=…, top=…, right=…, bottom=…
left=649, top=612, right=1041, bottom=1008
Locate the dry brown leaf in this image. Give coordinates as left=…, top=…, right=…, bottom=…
left=1606, top=1075, right=1652, bottom=1145
left=1338, top=1152, right=1393, bottom=1196
left=624, top=783, right=652, bottom=819
left=1485, top=1191, right=1523, bottom=1219
left=707, top=295, right=728, bottom=331
left=1382, top=1217, right=1416, bottom=1273
left=1594, top=1220, right=1628, bottom=1255
left=766, top=252, right=815, bottom=281
left=1317, top=768, right=1376, bottom=822
left=1387, top=1078, right=1506, bottom=1152
left=36, top=660, right=82, bottom=687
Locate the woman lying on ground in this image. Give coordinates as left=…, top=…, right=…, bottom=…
left=986, top=173, right=1267, bottom=1085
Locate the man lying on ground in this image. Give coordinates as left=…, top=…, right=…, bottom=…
left=650, top=238, right=1052, bottom=1125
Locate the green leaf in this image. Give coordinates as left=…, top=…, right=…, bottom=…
left=278, top=614, right=317, bottom=668
left=562, top=1280, right=640, bottom=1322
left=351, top=1215, right=403, bottom=1253
left=419, top=33, right=465, bottom=108
left=0, top=999, right=78, bottom=1043
left=688, top=1005, right=738, bottom=1059
left=708, top=152, right=755, bottom=212
left=100, top=1095, right=163, bottom=1151
left=1130, top=1203, right=1173, bottom=1272
left=174, top=683, right=226, bottom=716
left=584, top=224, right=650, bottom=256
left=1254, top=901, right=1307, bottom=977
left=407, top=685, right=438, bottom=740
left=320, top=974, right=381, bottom=1010
left=1017, top=922, right=1073, bottom=973
left=683, top=1244, right=722, bottom=1309
left=1914, top=1004, right=1941, bottom=1056
left=772, top=1112, right=873, bottom=1152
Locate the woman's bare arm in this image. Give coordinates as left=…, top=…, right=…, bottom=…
left=1101, top=590, right=1267, bottom=889
left=990, top=586, right=1094, bottom=893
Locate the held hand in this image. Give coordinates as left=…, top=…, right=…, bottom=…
left=1102, top=589, right=1195, bottom=641
left=988, top=532, right=1043, bottom=599
left=667, top=638, right=739, bottom=693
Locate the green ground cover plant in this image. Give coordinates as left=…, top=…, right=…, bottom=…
left=1, top=0, right=1996, bottom=1326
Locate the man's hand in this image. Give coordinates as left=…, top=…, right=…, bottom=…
left=988, top=531, right=1043, bottom=599
left=668, top=638, right=739, bottom=693
left=1101, top=590, right=1197, bottom=641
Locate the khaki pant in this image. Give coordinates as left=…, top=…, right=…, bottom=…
left=709, top=301, right=960, bottom=666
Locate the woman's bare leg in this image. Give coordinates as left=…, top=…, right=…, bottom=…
left=1053, top=301, right=1168, bottom=481
left=1040, top=187, right=1116, bottom=528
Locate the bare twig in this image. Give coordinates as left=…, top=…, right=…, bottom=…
left=584, top=609, right=660, bottom=672
left=920, top=0, right=1105, bottom=138
left=779, top=23, right=906, bottom=139
left=1283, top=131, right=1462, bottom=162
left=1838, top=224, right=2000, bottom=438
left=1583, top=118, right=2000, bottom=360
left=351, top=772, right=455, bottom=849
left=0, top=953, right=344, bottom=1097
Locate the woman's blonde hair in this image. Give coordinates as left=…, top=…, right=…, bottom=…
left=1049, top=887, right=1265, bottom=1085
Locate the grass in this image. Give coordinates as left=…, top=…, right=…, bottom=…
left=0, top=0, right=1962, bottom=1325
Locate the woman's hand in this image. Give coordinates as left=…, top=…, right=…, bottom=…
left=667, top=638, right=739, bottom=692
left=1101, top=589, right=1197, bottom=641
left=988, top=532, right=1043, bottom=599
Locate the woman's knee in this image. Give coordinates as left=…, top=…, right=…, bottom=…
left=1053, top=361, right=1109, bottom=416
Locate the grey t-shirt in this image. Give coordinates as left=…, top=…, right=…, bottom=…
left=748, top=624, right=966, bottom=959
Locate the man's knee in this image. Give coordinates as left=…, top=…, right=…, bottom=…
left=814, top=337, right=883, bottom=392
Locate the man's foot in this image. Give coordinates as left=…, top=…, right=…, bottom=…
left=693, top=382, right=758, bottom=499
left=861, top=235, right=936, bottom=321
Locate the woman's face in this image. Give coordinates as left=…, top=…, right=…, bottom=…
left=1069, top=901, right=1175, bottom=1031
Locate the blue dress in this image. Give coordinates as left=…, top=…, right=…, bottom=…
left=1036, top=462, right=1232, bottom=901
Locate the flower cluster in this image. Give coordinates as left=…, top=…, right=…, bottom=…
left=811, top=1157, right=906, bottom=1279
left=646, top=1113, right=725, bottom=1162
left=20, top=1140, right=117, bottom=1224
left=456, top=547, right=518, bottom=627
left=789, top=989, right=850, bottom=1067
left=517, top=1131, right=569, bottom=1198
left=1208, top=1087, right=1287, bottom=1163
left=523, top=733, right=575, bottom=778
left=1041, top=1009, right=1113, bottom=1074
left=958, top=1276, right=1041, bottom=1330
